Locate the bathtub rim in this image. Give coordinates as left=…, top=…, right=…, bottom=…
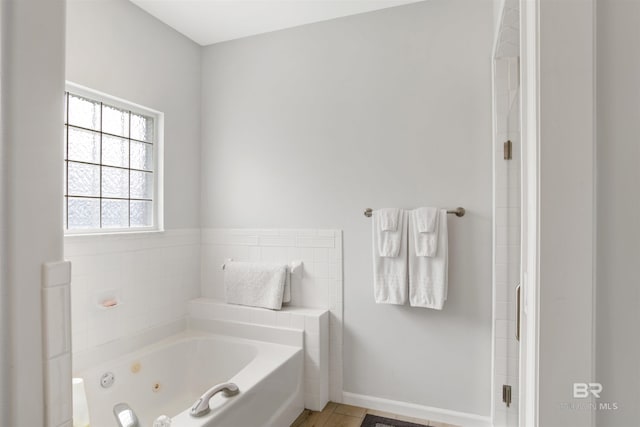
left=74, top=329, right=302, bottom=378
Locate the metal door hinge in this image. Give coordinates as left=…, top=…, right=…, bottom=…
left=504, top=140, right=513, bottom=160
left=516, top=284, right=521, bottom=341
left=503, top=384, right=512, bottom=407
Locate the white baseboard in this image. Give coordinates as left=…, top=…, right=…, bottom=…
left=341, top=391, right=492, bottom=427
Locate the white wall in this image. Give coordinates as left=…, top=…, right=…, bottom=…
left=66, top=0, right=201, bottom=230
left=537, top=0, right=595, bottom=425
left=2, top=0, right=66, bottom=424
left=65, top=0, right=203, bottom=362
left=596, top=0, right=640, bottom=425
left=200, top=0, right=494, bottom=416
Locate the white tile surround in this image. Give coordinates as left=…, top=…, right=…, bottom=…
left=201, top=229, right=342, bottom=309
left=492, top=54, right=521, bottom=427
left=201, top=228, right=344, bottom=404
left=65, top=230, right=201, bottom=361
left=64, top=227, right=342, bottom=416
left=188, top=298, right=329, bottom=411
left=42, top=260, right=73, bottom=427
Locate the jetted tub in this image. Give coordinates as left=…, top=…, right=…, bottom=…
left=77, top=332, right=304, bottom=427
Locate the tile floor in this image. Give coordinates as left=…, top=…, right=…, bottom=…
left=290, top=403, right=460, bottom=427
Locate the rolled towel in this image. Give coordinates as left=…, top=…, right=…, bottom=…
left=224, top=261, right=287, bottom=310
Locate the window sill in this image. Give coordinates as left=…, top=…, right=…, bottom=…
left=64, top=228, right=165, bottom=240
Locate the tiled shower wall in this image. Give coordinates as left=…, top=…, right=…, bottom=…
left=493, top=56, right=521, bottom=427
left=65, top=230, right=200, bottom=365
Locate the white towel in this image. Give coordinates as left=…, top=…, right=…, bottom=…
left=409, top=209, right=448, bottom=309
left=411, top=207, right=439, bottom=257
left=283, top=260, right=304, bottom=304
left=373, top=209, right=408, bottom=304
left=378, top=208, right=400, bottom=231
left=224, top=261, right=287, bottom=310
left=376, top=208, right=403, bottom=257
left=414, top=207, right=438, bottom=233
left=283, top=270, right=291, bottom=304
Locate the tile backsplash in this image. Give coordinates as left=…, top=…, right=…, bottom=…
left=201, top=228, right=343, bottom=402
left=65, top=230, right=200, bottom=361
left=65, top=227, right=344, bottom=404
left=201, top=228, right=342, bottom=309
left=42, top=260, right=73, bottom=427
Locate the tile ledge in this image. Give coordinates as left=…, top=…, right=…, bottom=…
left=190, top=297, right=329, bottom=316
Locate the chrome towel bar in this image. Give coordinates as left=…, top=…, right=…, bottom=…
left=364, top=207, right=465, bottom=218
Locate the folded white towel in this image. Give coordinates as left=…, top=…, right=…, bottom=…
left=409, top=208, right=448, bottom=309
left=414, top=207, right=438, bottom=233
left=378, top=208, right=400, bottom=231
left=373, top=209, right=408, bottom=304
left=375, top=208, right=403, bottom=257
left=224, top=261, right=287, bottom=310
left=411, top=207, right=439, bottom=257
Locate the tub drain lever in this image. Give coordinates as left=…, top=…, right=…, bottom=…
left=190, top=382, right=240, bottom=417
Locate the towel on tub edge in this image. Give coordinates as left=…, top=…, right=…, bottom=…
left=224, top=261, right=288, bottom=310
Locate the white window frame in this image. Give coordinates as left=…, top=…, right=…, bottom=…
left=64, top=82, right=164, bottom=235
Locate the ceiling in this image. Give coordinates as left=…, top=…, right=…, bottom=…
left=129, top=0, right=424, bottom=46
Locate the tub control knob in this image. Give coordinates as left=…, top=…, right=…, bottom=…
left=100, top=372, right=115, bottom=388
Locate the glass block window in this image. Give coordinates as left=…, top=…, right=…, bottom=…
left=64, top=91, right=157, bottom=232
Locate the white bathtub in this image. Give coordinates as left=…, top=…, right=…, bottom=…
left=77, top=331, right=304, bottom=427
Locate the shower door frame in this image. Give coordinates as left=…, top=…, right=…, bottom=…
left=518, top=0, right=540, bottom=426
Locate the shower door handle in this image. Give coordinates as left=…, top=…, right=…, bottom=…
left=516, top=284, right=521, bottom=341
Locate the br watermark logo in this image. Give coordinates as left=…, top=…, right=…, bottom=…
left=573, top=383, right=602, bottom=398
left=559, top=383, right=618, bottom=411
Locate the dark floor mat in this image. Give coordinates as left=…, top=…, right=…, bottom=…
left=360, top=414, right=429, bottom=427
